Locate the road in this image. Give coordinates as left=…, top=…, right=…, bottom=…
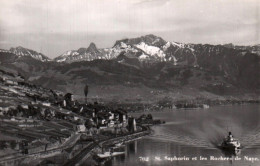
left=63, top=126, right=150, bottom=166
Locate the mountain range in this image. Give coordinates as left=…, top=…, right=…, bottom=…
left=0, top=34, right=259, bottom=103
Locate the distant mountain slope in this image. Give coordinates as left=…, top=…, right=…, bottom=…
left=0, top=49, right=18, bottom=63
left=223, top=43, right=260, bottom=55
left=9, top=46, right=50, bottom=62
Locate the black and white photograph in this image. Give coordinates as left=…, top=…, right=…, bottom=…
left=0, top=0, right=259, bottom=165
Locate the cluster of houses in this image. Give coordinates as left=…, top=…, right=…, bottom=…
left=0, top=68, right=137, bottom=144
left=59, top=93, right=136, bottom=134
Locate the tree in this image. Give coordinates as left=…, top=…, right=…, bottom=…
left=84, top=119, right=93, bottom=129
left=10, top=141, right=17, bottom=149
left=0, top=141, right=7, bottom=149
left=147, top=114, right=153, bottom=120
left=84, top=85, right=88, bottom=101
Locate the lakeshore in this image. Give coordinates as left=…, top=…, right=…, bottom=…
left=101, top=104, right=260, bottom=166
left=64, top=126, right=150, bottom=166
left=103, top=97, right=260, bottom=113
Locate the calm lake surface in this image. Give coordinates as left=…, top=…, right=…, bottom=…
left=105, top=104, right=260, bottom=166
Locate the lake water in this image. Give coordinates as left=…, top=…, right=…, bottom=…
left=106, top=104, right=260, bottom=166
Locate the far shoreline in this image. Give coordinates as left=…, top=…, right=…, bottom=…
left=128, top=101, right=260, bottom=115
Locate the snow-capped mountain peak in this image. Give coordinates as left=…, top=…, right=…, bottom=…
left=135, top=42, right=166, bottom=59
left=54, top=42, right=103, bottom=63
left=9, top=46, right=50, bottom=62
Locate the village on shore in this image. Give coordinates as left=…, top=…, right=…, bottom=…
left=0, top=68, right=161, bottom=165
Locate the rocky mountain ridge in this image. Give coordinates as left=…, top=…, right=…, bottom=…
left=5, top=46, right=50, bottom=62
left=53, top=34, right=200, bottom=64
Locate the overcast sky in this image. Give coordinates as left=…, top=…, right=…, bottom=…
left=0, top=0, right=259, bottom=58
